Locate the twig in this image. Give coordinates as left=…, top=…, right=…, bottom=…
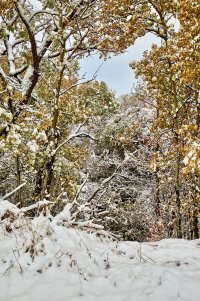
left=12, top=249, right=23, bottom=273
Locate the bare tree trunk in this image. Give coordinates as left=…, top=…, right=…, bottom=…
left=34, top=168, right=44, bottom=201
left=192, top=174, right=200, bottom=239
left=16, top=155, right=22, bottom=207
left=192, top=92, right=200, bottom=239
left=43, top=155, right=56, bottom=198
left=171, top=77, right=182, bottom=238
left=155, top=109, right=161, bottom=217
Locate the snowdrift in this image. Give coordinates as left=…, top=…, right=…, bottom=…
left=0, top=200, right=200, bottom=301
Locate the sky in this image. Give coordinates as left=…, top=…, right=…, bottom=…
left=80, top=33, right=160, bottom=96
left=30, top=0, right=160, bottom=96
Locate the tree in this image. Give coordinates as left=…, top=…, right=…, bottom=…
left=101, top=0, right=199, bottom=238
left=0, top=0, right=121, bottom=207
left=127, top=0, right=200, bottom=238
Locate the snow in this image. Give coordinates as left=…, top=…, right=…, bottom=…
left=126, top=15, right=132, bottom=22
left=27, top=141, right=39, bottom=153
left=0, top=200, right=200, bottom=301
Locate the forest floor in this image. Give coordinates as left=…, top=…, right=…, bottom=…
left=0, top=200, right=200, bottom=301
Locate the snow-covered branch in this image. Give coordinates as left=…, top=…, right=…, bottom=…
left=1, top=183, right=26, bottom=201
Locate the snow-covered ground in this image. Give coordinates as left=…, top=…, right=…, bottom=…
left=0, top=200, right=200, bottom=301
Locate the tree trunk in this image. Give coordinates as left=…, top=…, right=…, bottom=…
left=155, top=109, right=161, bottom=217
left=16, top=155, right=22, bottom=207
left=192, top=174, right=199, bottom=239
left=34, top=167, right=44, bottom=201
left=171, top=76, right=182, bottom=238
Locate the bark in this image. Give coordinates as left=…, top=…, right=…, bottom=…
left=16, top=155, right=22, bottom=207
left=172, top=79, right=182, bottom=238
left=192, top=174, right=200, bottom=239
left=155, top=109, right=161, bottom=217
left=34, top=168, right=43, bottom=200
left=192, top=91, right=200, bottom=238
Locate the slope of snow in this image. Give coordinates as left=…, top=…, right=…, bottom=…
left=0, top=200, right=200, bottom=301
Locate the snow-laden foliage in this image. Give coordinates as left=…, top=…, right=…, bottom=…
left=61, top=99, right=157, bottom=241
left=0, top=0, right=199, bottom=243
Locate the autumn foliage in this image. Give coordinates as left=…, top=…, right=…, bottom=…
left=0, top=0, right=199, bottom=240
